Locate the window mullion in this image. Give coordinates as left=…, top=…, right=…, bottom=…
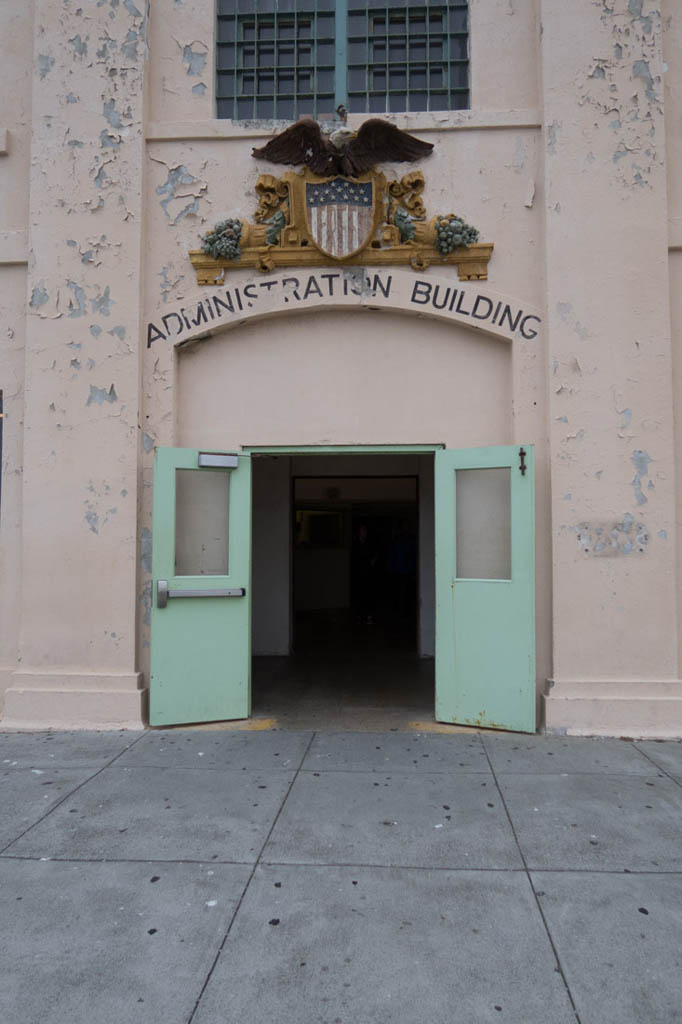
left=335, top=0, right=349, bottom=113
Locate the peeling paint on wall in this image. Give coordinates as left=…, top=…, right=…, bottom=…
left=140, top=526, right=152, bottom=572
left=154, top=163, right=207, bottom=224
left=38, top=54, right=55, bottom=79
left=556, top=302, right=589, bottom=341
left=69, top=34, right=88, bottom=57
left=576, top=3, right=664, bottom=192
left=30, top=283, right=49, bottom=309
left=547, top=120, right=560, bottom=155
left=181, top=42, right=208, bottom=76
left=632, top=449, right=652, bottom=505
left=86, top=384, right=118, bottom=406
left=67, top=281, right=87, bottom=318
left=84, top=503, right=100, bottom=534
left=139, top=580, right=152, bottom=630
left=159, top=266, right=185, bottom=303
left=573, top=513, right=649, bottom=556
left=632, top=59, right=656, bottom=102
left=91, top=286, right=113, bottom=316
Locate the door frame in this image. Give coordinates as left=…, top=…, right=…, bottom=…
left=245, top=444, right=443, bottom=658
left=244, top=443, right=536, bottom=731
left=243, top=445, right=444, bottom=455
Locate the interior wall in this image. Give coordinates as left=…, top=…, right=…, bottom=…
left=418, top=456, right=436, bottom=658
left=251, top=453, right=436, bottom=658
left=293, top=472, right=418, bottom=615
left=252, top=456, right=291, bottom=655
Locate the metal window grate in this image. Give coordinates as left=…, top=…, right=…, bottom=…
left=216, top=0, right=337, bottom=121
left=216, top=0, right=469, bottom=120
left=347, top=2, right=468, bottom=114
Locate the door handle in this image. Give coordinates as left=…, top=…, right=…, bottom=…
left=156, top=580, right=246, bottom=608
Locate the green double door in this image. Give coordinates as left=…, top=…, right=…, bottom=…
left=150, top=445, right=535, bottom=732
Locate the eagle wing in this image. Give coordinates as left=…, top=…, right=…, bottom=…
left=343, top=119, right=433, bottom=175
left=252, top=119, right=333, bottom=174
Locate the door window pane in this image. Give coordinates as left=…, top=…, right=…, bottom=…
left=456, top=468, right=511, bottom=579
left=175, top=469, right=230, bottom=576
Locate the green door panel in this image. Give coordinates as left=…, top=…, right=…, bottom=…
left=149, top=447, right=251, bottom=726
left=435, top=445, right=535, bottom=733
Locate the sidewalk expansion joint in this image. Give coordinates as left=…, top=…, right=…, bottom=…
left=185, top=729, right=318, bottom=1024
left=481, top=737, right=584, bottom=1024
left=0, top=730, right=148, bottom=858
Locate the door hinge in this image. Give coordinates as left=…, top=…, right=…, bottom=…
left=519, top=447, right=527, bottom=476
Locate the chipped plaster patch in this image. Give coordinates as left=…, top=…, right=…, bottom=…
left=155, top=163, right=207, bottom=224
left=87, top=383, right=118, bottom=406
left=85, top=503, right=100, bottom=533
left=121, top=27, right=142, bottom=61
left=574, top=7, right=663, bottom=192
left=91, top=286, right=114, bottom=316
left=38, top=54, right=55, bottom=79
left=159, top=265, right=185, bottom=302
left=67, top=281, right=88, bottom=318
left=182, top=42, right=208, bottom=76
left=556, top=302, right=589, bottom=341
left=100, top=129, right=121, bottom=150
left=632, top=59, right=657, bottom=102
left=139, top=579, right=152, bottom=628
left=512, top=139, right=526, bottom=171
left=618, top=407, right=632, bottom=434
left=93, top=164, right=108, bottom=188
left=69, top=34, right=88, bottom=56
left=30, top=283, right=49, bottom=309
left=140, top=526, right=152, bottom=572
left=632, top=449, right=652, bottom=505
left=547, top=120, right=560, bottom=155
left=103, top=98, right=125, bottom=130
left=574, top=513, right=649, bottom=556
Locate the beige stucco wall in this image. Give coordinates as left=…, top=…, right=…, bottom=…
left=0, top=0, right=680, bottom=734
left=0, top=0, right=33, bottom=715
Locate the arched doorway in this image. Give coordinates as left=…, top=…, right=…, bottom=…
left=148, top=301, right=535, bottom=731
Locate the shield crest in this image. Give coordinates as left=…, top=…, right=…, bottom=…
left=305, top=177, right=375, bottom=260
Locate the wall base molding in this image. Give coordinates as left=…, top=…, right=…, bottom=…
left=543, top=679, right=682, bottom=738
left=2, top=671, right=147, bottom=730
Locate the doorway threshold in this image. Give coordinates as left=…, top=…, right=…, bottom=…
left=250, top=651, right=444, bottom=732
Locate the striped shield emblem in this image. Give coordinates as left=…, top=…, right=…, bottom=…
left=305, top=178, right=375, bottom=260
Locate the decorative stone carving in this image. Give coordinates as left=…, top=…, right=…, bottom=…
left=189, top=168, right=493, bottom=284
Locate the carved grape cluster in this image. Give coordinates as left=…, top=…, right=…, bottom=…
left=435, top=214, right=479, bottom=255
left=201, top=218, right=243, bottom=261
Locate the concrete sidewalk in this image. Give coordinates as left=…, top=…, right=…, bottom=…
left=1, top=728, right=681, bottom=1024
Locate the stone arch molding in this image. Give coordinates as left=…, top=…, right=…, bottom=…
left=146, top=267, right=542, bottom=350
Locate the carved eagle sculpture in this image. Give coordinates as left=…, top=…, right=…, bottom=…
left=252, top=117, right=433, bottom=177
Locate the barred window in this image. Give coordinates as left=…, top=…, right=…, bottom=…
left=216, top=1, right=469, bottom=121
